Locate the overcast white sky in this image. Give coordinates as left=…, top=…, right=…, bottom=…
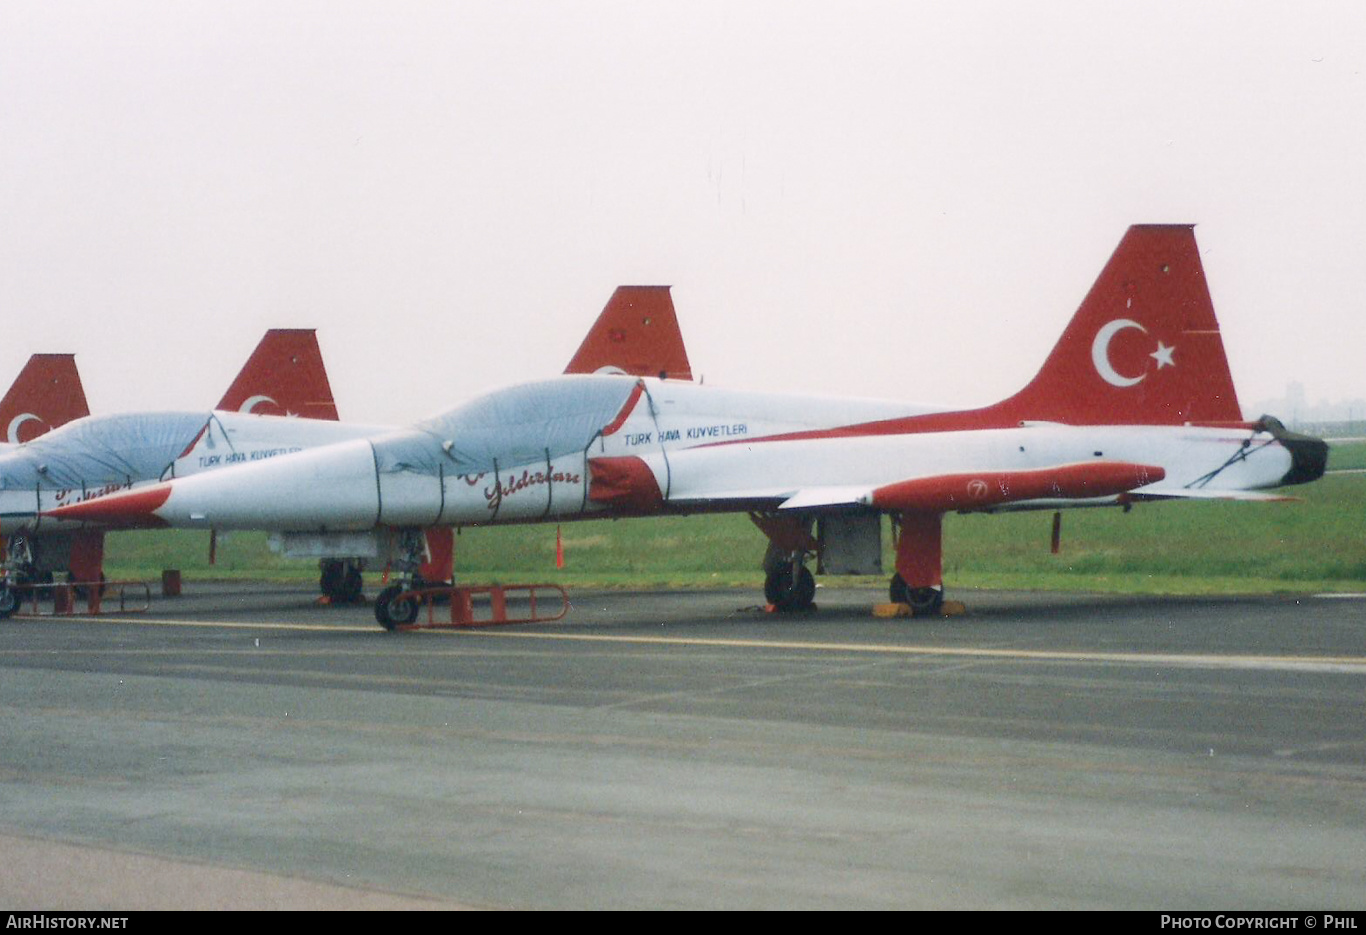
left=2, top=1, right=1363, bottom=424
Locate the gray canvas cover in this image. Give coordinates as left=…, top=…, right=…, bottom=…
left=0, top=411, right=212, bottom=489
left=372, top=375, right=639, bottom=476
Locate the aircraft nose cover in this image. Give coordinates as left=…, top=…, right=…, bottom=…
left=1279, top=432, right=1329, bottom=486
left=587, top=456, right=664, bottom=514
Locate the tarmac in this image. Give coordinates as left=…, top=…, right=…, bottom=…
left=1, top=580, right=1363, bottom=909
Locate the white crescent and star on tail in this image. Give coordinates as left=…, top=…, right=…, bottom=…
left=241, top=393, right=303, bottom=415
left=6, top=413, right=44, bottom=444
left=239, top=395, right=278, bottom=413
left=1092, top=319, right=1176, bottom=387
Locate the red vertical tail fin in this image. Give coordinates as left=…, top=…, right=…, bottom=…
left=564, top=286, right=693, bottom=381
left=1, top=354, right=90, bottom=443
left=216, top=329, right=340, bottom=420
left=999, top=225, right=1243, bottom=426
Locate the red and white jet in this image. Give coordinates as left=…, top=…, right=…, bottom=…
left=45, top=227, right=1328, bottom=626
left=0, top=330, right=376, bottom=604
left=239, top=285, right=691, bottom=601
left=1, top=289, right=691, bottom=613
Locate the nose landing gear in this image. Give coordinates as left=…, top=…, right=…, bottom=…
left=373, top=529, right=427, bottom=630
left=374, top=583, right=420, bottom=629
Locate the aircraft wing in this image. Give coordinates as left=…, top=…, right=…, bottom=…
left=665, top=485, right=874, bottom=511
left=664, top=461, right=1168, bottom=514
left=777, top=487, right=873, bottom=510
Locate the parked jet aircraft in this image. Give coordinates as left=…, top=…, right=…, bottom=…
left=253, top=284, right=690, bottom=601
left=41, top=227, right=1328, bottom=627
left=0, top=329, right=368, bottom=602
left=0, top=288, right=691, bottom=614
left=0, top=331, right=443, bottom=603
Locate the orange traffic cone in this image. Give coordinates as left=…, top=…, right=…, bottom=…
left=555, top=525, right=565, bottom=569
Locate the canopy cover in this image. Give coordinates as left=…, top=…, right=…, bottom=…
left=0, top=411, right=212, bottom=489
left=372, top=376, right=639, bottom=476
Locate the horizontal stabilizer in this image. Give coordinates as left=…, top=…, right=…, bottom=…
left=1126, top=487, right=1298, bottom=503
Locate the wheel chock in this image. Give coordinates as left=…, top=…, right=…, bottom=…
left=316, top=593, right=370, bottom=606
left=873, top=601, right=968, bottom=618
left=763, top=602, right=819, bottom=614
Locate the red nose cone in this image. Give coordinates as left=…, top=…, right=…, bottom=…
left=45, top=486, right=173, bottom=528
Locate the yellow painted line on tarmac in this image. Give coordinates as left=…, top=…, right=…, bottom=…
left=17, top=614, right=1366, bottom=675
left=15, top=615, right=376, bottom=634
left=429, top=629, right=1366, bottom=675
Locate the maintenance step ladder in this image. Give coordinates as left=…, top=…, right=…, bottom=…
left=398, top=583, right=570, bottom=629
left=14, top=580, right=151, bottom=617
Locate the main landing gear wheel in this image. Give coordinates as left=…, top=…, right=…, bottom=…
left=374, top=584, right=419, bottom=630
left=889, top=574, right=945, bottom=617
left=765, top=565, right=816, bottom=613
left=0, top=586, right=17, bottom=620
left=72, top=573, right=107, bottom=602
left=320, top=560, right=364, bottom=603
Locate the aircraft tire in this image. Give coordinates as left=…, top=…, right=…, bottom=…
left=889, top=574, right=944, bottom=616
left=764, top=565, right=815, bottom=612
left=342, top=566, right=364, bottom=603
left=0, top=586, right=17, bottom=619
left=72, top=573, right=107, bottom=602
left=320, top=561, right=365, bottom=603
left=374, top=584, right=419, bottom=630
left=320, top=560, right=345, bottom=598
